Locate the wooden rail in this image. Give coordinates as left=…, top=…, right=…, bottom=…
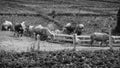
left=52, top=33, right=120, bottom=47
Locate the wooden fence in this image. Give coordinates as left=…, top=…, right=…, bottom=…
left=52, top=33, right=120, bottom=47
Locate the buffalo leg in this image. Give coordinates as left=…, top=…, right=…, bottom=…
left=14, top=31, right=18, bottom=37
left=32, top=33, right=35, bottom=38
left=105, top=41, right=108, bottom=47
left=41, top=35, right=48, bottom=41
left=36, top=34, right=40, bottom=40
left=90, top=40, right=94, bottom=46
left=100, top=42, right=103, bottom=46
left=35, top=33, right=38, bottom=40
left=13, top=32, right=16, bottom=37
left=17, top=32, right=20, bottom=37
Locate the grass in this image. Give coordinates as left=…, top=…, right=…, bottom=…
left=0, top=49, right=120, bottom=68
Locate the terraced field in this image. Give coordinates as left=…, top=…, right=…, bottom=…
left=0, top=0, right=118, bottom=33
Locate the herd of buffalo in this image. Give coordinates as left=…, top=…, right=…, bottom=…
left=1, top=20, right=115, bottom=46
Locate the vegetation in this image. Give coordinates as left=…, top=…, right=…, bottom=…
left=0, top=0, right=119, bottom=34
left=0, top=0, right=120, bottom=68
left=0, top=49, right=120, bottom=68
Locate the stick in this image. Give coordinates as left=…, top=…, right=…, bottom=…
left=37, top=34, right=40, bottom=51
left=109, top=25, right=113, bottom=50
left=73, top=34, right=77, bottom=51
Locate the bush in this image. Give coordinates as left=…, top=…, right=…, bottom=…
left=0, top=49, right=120, bottom=68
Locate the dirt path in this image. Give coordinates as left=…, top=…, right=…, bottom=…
left=0, top=31, right=119, bottom=52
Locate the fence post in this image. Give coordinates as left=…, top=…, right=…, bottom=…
left=73, top=34, right=77, bottom=51
left=109, top=26, right=113, bottom=50
left=37, top=34, right=40, bottom=51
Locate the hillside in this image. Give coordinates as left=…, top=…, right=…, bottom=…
left=0, top=0, right=119, bottom=34
left=0, top=0, right=120, bottom=14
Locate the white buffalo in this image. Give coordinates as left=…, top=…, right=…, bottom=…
left=1, top=20, right=13, bottom=31
left=30, top=24, right=52, bottom=41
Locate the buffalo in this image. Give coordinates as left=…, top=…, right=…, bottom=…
left=63, top=23, right=84, bottom=35
left=13, top=21, right=28, bottom=37
left=27, top=24, right=54, bottom=41
left=1, top=20, right=13, bottom=31
left=90, top=32, right=115, bottom=46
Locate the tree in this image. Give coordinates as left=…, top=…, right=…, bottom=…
left=112, top=8, right=120, bottom=35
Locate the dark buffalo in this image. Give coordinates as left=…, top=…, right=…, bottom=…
left=63, top=23, right=84, bottom=35
left=90, top=32, right=114, bottom=46
left=1, top=20, right=13, bottom=31
left=13, top=21, right=28, bottom=37
left=74, top=24, right=84, bottom=35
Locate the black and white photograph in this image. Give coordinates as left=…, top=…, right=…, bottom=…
left=0, top=0, right=120, bottom=68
